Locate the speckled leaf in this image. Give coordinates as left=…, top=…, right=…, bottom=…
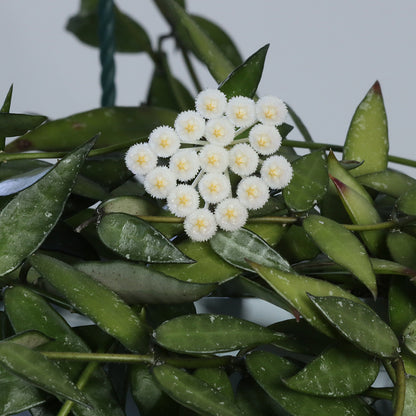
left=154, top=0, right=234, bottom=83
left=0, top=138, right=95, bottom=276
left=246, top=351, right=375, bottom=416
left=75, top=260, right=215, bottom=304
left=194, top=368, right=234, bottom=401
left=6, top=106, right=177, bottom=152
left=0, top=113, right=47, bottom=137
left=210, top=228, right=292, bottom=273
left=154, top=314, right=283, bottom=354
left=0, top=342, right=89, bottom=407
left=284, top=344, right=379, bottom=397
left=153, top=364, right=241, bottom=416
left=219, top=44, right=268, bottom=99
left=303, top=215, right=377, bottom=298
left=152, top=240, right=239, bottom=284
left=398, top=187, right=416, bottom=215
left=251, top=262, right=365, bottom=337
left=309, top=295, right=399, bottom=358
left=30, top=253, right=149, bottom=353
left=387, top=231, right=416, bottom=270
left=283, top=150, right=328, bottom=212
left=403, top=375, right=416, bottom=415
left=404, top=320, right=416, bottom=355
left=97, top=213, right=192, bottom=263
left=358, top=169, right=416, bottom=198
left=343, top=81, right=389, bottom=176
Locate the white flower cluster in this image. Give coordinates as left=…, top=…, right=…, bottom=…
left=125, top=89, right=293, bottom=242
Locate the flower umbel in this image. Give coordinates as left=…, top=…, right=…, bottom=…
left=125, top=89, right=292, bottom=241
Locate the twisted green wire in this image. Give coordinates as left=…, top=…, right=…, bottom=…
left=98, top=0, right=116, bottom=107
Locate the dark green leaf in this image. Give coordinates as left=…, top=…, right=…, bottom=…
left=398, top=187, right=416, bottom=215
left=0, top=138, right=95, bottom=276
left=308, top=295, right=399, bottom=358
left=6, top=106, right=177, bottom=152
left=97, top=213, right=192, bottom=263
left=0, top=113, right=47, bottom=137
left=0, top=166, right=52, bottom=196
left=194, top=368, right=234, bottom=400
left=387, top=231, right=416, bottom=270
left=389, top=279, right=416, bottom=336
left=283, top=150, right=328, bottom=212
left=403, top=376, right=416, bottom=416
left=404, top=320, right=416, bottom=355
left=210, top=228, right=292, bottom=273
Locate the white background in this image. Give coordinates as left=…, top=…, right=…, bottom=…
left=1, top=1, right=416, bottom=173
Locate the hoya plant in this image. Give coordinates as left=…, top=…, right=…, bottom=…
left=2, top=1, right=416, bottom=415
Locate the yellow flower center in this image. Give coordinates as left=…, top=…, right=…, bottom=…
left=177, top=160, right=188, bottom=171
left=208, top=182, right=219, bottom=194
left=178, top=194, right=190, bottom=206
left=257, top=135, right=270, bottom=147
left=246, top=186, right=257, bottom=198
left=207, top=154, right=219, bottom=166
left=195, top=218, right=207, bottom=230
left=268, top=167, right=281, bottom=178
left=155, top=177, right=166, bottom=190
left=185, top=121, right=196, bottom=133
left=264, top=106, right=277, bottom=119
left=159, top=137, right=170, bottom=148
left=225, top=208, right=236, bottom=220
left=235, top=155, right=246, bottom=167
left=235, top=107, right=247, bottom=120
left=137, top=154, right=148, bottom=166
left=213, top=127, right=224, bottom=138
left=205, top=100, right=217, bottom=112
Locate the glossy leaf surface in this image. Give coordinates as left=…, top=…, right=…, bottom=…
left=309, top=295, right=399, bottom=358
left=75, top=260, right=214, bottom=304
left=210, top=228, right=292, bottom=273
left=387, top=231, right=416, bottom=270
left=398, top=187, right=416, bottom=215
left=6, top=106, right=177, bottom=152
left=153, top=364, right=241, bottom=416
left=246, top=351, right=375, bottom=416
left=0, top=138, right=95, bottom=276
left=194, top=368, right=234, bottom=401
left=97, top=213, right=191, bottom=263
left=30, top=253, right=149, bottom=353
left=0, top=166, right=52, bottom=196
left=284, top=344, right=379, bottom=397
left=283, top=150, right=328, bottom=212
left=0, top=113, right=47, bottom=137
left=154, top=314, right=284, bottom=354
left=303, top=215, right=377, bottom=298
left=343, top=81, right=389, bottom=176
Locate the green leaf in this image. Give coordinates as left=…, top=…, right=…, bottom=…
left=30, top=253, right=149, bottom=353
left=194, top=368, right=234, bottom=401
left=246, top=351, right=375, bottom=416
left=243, top=222, right=287, bottom=247
left=331, top=176, right=385, bottom=256
left=404, top=320, right=416, bottom=355
left=403, top=375, right=416, bottom=415
left=0, top=113, right=47, bottom=137
left=387, top=231, right=416, bottom=270
left=308, top=295, right=399, bottom=358
left=98, top=195, right=157, bottom=216
left=219, top=44, right=269, bottom=99
left=153, top=364, right=241, bottom=416
left=209, top=228, right=292, bottom=273
left=303, top=215, right=377, bottom=298
left=398, top=187, right=416, bottom=215
left=0, top=342, right=89, bottom=407
left=191, top=15, right=242, bottom=68
left=358, top=169, right=416, bottom=198
left=154, top=0, right=234, bottom=83
left=67, top=0, right=153, bottom=54
left=250, top=262, right=365, bottom=337
left=283, top=150, right=328, bottom=212
left=154, top=314, right=284, bottom=354
left=0, top=138, right=95, bottom=276
left=6, top=106, right=177, bottom=152
left=389, top=279, right=416, bottom=336
left=75, top=260, right=215, bottom=304
left=343, top=81, right=388, bottom=176
left=0, top=166, right=52, bottom=196
left=284, top=344, right=379, bottom=397
left=152, top=240, right=239, bottom=284
left=97, top=213, right=192, bottom=263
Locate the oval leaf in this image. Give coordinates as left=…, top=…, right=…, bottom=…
left=153, top=364, right=241, bottom=416
left=404, top=320, right=416, bottom=356
left=283, top=150, right=328, bottom=212
left=303, top=215, right=377, bottom=298
left=0, top=138, right=95, bottom=276
left=210, top=228, right=292, bottom=273
left=97, top=213, right=192, bottom=263
left=0, top=166, right=52, bottom=196
left=284, top=344, right=379, bottom=397
left=30, top=253, right=149, bottom=353
left=343, top=81, right=389, bottom=176
left=308, top=295, right=399, bottom=358
left=75, top=260, right=215, bottom=304
left=398, top=187, right=416, bottom=215
left=387, top=231, right=416, bottom=270
left=154, top=314, right=283, bottom=354
left=246, top=351, right=375, bottom=416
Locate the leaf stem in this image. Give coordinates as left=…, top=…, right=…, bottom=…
left=393, top=357, right=406, bottom=416
left=363, top=387, right=394, bottom=400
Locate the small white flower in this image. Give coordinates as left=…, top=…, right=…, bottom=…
left=261, top=155, right=293, bottom=189
left=198, top=173, right=231, bottom=204
left=199, top=144, right=229, bottom=173
left=205, top=117, right=235, bottom=146
left=195, top=89, right=227, bottom=119
left=249, top=124, right=282, bottom=155
left=226, top=96, right=256, bottom=128
left=215, top=198, right=248, bottom=231
left=125, top=143, right=157, bottom=176
left=148, top=126, right=180, bottom=157
left=237, top=176, right=269, bottom=210
left=228, top=143, right=259, bottom=177
left=144, top=166, right=176, bottom=199
left=256, top=96, right=288, bottom=126
left=169, top=149, right=200, bottom=182
left=174, top=110, right=206, bottom=142
left=184, top=208, right=217, bottom=242
left=167, top=185, right=200, bottom=217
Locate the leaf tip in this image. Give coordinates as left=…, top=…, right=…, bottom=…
left=371, top=80, right=382, bottom=96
